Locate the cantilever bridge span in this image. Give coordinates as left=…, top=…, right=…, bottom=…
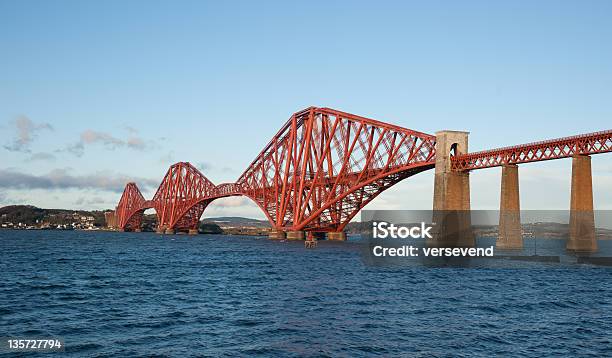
left=115, top=107, right=438, bottom=234
left=112, top=106, right=611, bottom=247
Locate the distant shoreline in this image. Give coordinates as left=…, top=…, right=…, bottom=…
left=2, top=227, right=612, bottom=240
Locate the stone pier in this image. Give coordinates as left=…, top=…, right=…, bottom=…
left=497, top=164, right=523, bottom=249
left=305, top=232, right=323, bottom=248
left=327, top=232, right=347, bottom=241
left=268, top=229, right=286, bottom=240
left=307, top=232, right=326, bottom=240
left=567, top=155, right=597, bottom=253
left=286, top=231, right=305, bottom=240
left=430, top=130, right=474, bottom=248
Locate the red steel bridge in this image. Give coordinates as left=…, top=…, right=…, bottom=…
left=112, top=106, right=612, bottom=241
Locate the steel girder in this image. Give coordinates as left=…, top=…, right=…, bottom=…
left=114, top=109, right=611, bottom=233
left=151, top=162, right=218, bottom=232
left=116, top=182, right=147, bottom=231
left=452, top=130, right=612, bottom=171
left=114, top=107, right=437, bottom=232
left=235, top=107, right=437, bottom=231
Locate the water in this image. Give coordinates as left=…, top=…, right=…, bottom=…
left=1, top=231, right=612, bottom=357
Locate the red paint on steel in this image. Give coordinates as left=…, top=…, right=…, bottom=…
left=115, top=107, right=610, bottom=233
left=452, top=130, right=612, bottom=171
left=115, top=107, right=437, bottom=232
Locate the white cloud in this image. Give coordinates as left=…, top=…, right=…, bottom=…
left=3, top=116, right=53, bottom=153
left=61, top=129, right=157, bottom=157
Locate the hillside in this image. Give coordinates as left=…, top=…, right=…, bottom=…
left=0, top=205, right=107, bottom=228
left=201, top=216, right=270, bottom=228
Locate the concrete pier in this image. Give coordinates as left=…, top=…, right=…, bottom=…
left=268, top=229, right=286, bottom=240
left=286, top=231, right=305, bottom=240
left=497, top=164, right=523, bottom=250
left=188, top=229, right=198, bottom=235
left=431, top=130, right=474, bottom=248
left=567, top=155, right=597, bottom=253
left=327, top=232, right=347, bottom=241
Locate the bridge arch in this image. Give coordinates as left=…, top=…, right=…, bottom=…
left=231, top=107, right=437, bottom=232
left=293, top=162, right=435, bottom=231
left=168, top=192, right=276, bottom=232
left=114, top=107, right=439, bottom=234
left=151, top=162, right=217, bottom=233
left=450, top=143, right=458, bottom=157
left=167, top=161, right=436, bottom=233
left=116, top=182, right=148, bottom=231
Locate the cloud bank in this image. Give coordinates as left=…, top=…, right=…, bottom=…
left=0, top=168, right=158, bottom=193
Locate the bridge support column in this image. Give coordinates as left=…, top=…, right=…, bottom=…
left=286, top=231, right=305, bottom=240
left=305, top=232, right=323, bottom=248
left=268, top=229, right=286, bottom=240
left=188, top=229, right=198, bottom=235
left=327, top=232, right=347, bottom=241
left=567, top=155, right=597, bottom=253
left=497, top=164, right=523, bottom=250
left=307, top=232, right=326, bottom=240
left=431, top=130, right=474, bottom=248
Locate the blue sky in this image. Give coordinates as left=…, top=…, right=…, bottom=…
left=1, top=0, right=611, bottom=218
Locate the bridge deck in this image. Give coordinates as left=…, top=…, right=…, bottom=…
left=452, top=130, right=612, bottom=170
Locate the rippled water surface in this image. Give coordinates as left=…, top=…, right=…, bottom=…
left=1, top=230, right=612, bottom=357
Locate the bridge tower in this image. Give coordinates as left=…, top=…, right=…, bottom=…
left=431, top=130, right=474, bottom=248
